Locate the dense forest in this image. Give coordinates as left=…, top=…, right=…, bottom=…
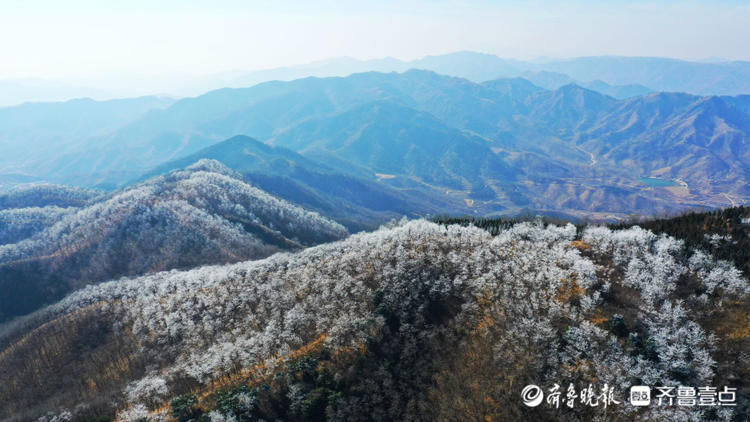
left=0, top=217, right=747, bottom=421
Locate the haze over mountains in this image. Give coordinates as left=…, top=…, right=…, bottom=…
left=2, top=66, right=748, bottom=221
left=0, top=79, right=117, bottom=108
left=0, top=96, right=174, bottom=180
left=3, top=51, right=750, bottom=106
left=208, top=52, right=750, bottom=97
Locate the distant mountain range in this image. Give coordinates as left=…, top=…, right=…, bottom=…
left=1, top=67, right=749, bottom=221
left=189, top=52, right=750, bottom=98
left=521, top=71, right=654, bottom=99
left=0, top=78, right=116, bottom=107
left=0, top=96, right=174, bottom=175
left=3, top=52, right=750, bottom=106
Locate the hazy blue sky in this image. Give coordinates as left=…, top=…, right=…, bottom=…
left=1, top=0, right=749, bottom=80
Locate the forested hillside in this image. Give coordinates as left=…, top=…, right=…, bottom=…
left=0, top=160, right=346, bottom=323
left=1, top=219, right=747, bottom=421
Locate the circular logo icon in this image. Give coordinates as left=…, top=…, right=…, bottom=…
left=522, top=384, right=544, bottom=407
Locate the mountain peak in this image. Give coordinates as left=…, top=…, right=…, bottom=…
left=183, top=158, right=240, bottom=177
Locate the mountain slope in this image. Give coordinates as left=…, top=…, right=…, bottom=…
left=0, top=160, right=347, bottom=323
left=138, top=135, right=465, bottom=231
left=481, top=76, right=546, bottom=100
left=584, top=80, right=653, bottom=99
left=535, top=56, right=750, bottom=96
left=38, top=70, right=531, bottom=186
left=138, top=135, right=332, bottom=181
left=1, top=220, right=747, bottom=420
left=271, top=101, right=518, bottom=191
left=528, top=84, right=619, bottom=133
left=575, top=93, right=750, bottom=198
left=519, top=71, right=653, bottom=99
